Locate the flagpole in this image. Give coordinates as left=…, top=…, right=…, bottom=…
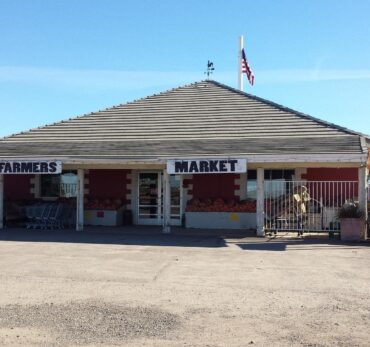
left=238, top=35, right=244, bottom=91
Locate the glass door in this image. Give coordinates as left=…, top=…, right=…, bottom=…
left=138, top=172, right=161, bottom=225
left=137, top=172, right=182, bottom=226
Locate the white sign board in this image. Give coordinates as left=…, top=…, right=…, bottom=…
left=167, top=159, right=247, bottom=174
left=0, top=161, right=62, bottom=174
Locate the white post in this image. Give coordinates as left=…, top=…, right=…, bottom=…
left=76, top=169, right=84, bottom=231
left=162, top=169, right=171, bottom=234
left=0, top=174, right=3, bottom=229
left=358, top=166, right=368, bottom=240
left=256, top=168, right=265, bottom=236
left=238, top=35, right=244, bottom=91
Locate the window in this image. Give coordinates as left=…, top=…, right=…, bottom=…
left=246, top=170, right=294, bottom=199
left=40, top=172, right=77, bottom=198
left=246, top=170, right=257, bottom=199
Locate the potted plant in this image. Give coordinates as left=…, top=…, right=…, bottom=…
left=337, top=201, right=365, bottom=241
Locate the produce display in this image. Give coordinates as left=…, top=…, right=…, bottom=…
left=84, top=198, right=124, bottom=210
left=186, top=198, right=256, bottom=213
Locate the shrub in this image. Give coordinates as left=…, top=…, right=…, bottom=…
left=337, top=201, right=364, bottom=219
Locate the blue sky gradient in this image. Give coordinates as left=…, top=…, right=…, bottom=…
left=0, top=0, right=369, bottom=137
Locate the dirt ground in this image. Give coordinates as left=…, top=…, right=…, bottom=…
left=0, top=230, right=369, bottom=347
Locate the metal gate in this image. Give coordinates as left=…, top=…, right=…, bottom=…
left=264, top=180, right=358, bottom=233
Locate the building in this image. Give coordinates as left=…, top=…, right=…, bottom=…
left=0, top=80, right=368, bottom=236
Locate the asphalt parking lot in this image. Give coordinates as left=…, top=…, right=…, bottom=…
left=0, top=229, right=369, bottom=346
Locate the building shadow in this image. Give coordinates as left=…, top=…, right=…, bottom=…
left=1, top=227, right=367, bottom=251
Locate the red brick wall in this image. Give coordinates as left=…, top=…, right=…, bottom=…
left=4, top=175, right=33, bottom=200
left=87, top=169, right=131, bottom=203
left=192, top=174, right=239, bottom=200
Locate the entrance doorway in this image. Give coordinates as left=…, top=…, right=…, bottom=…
left=137, top=172, right=182, bottom=225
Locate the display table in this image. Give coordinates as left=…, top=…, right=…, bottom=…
left=185, top=212, right=256, bottom=229
left=84, top=207, right=124, bottom=226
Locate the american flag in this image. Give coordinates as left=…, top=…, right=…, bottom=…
left=241, top=48, right=254, bottom=86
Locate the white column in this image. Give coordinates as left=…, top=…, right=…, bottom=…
left=256, top=168, right=265, bottom=236
left=162, top=169, right=171, bottom=234
left=0, top=174, right=3, bottom=229
left=238, top=35, right=244, bottom=91
left=76, top=169, right=84, bottom=231
left=358, top=166, right=368, bottom=240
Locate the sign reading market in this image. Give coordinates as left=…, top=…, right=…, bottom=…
left=167, top=159, right=247, bottom=174
left=0, top=161, right=62, bottom=174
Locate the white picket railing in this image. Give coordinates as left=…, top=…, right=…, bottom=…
left=264, top=180, right=358, bottom=233
left=60, top=183, right=77, bottom=198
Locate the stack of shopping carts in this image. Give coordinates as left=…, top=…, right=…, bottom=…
left=25, top=203, right=74, bottom=229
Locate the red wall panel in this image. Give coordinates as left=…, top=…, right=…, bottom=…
left=88, top=169, right=130, bottom=202
left=303, top=168, right=358, bottom=181
left=192, top=174, right=239, bottom=200
left=4, top=175, right=33, bottom=200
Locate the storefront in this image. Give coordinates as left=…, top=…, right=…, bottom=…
left=0, top=80, right=368, bottom=237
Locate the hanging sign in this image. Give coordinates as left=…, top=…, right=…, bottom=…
left=167, top=159, right=247, bottom=174
left=0, top=161, right=62, bottom=174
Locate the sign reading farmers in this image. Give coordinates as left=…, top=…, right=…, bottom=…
left=0, top=161, right=62, bottom=174
left=167, top=159, right=247, bottom=174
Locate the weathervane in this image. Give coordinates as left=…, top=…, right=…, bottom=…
left=205, top=60, right=215, bottom=79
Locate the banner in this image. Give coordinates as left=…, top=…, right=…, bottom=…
left=0, top=161, right=62, bottom=174
left=167, top=159, right=247, bottom=174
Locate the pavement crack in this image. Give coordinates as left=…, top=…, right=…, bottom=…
left=152, top=259, right=176, bottom=282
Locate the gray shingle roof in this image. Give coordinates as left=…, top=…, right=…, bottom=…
left=0, top=80, right=367, bottom=161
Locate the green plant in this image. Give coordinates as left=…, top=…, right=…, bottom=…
left=337, top=201, right=364, bottom=219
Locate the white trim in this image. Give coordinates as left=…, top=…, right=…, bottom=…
left=1, top=153, right=366, bottom=166
left=246, top=154, right=367, bottom=164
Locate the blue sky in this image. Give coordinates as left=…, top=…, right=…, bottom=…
left=0, top=0, right=369, bottom=137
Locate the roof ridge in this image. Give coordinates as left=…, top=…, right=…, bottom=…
left=207, top=79, right=370, bottom=139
